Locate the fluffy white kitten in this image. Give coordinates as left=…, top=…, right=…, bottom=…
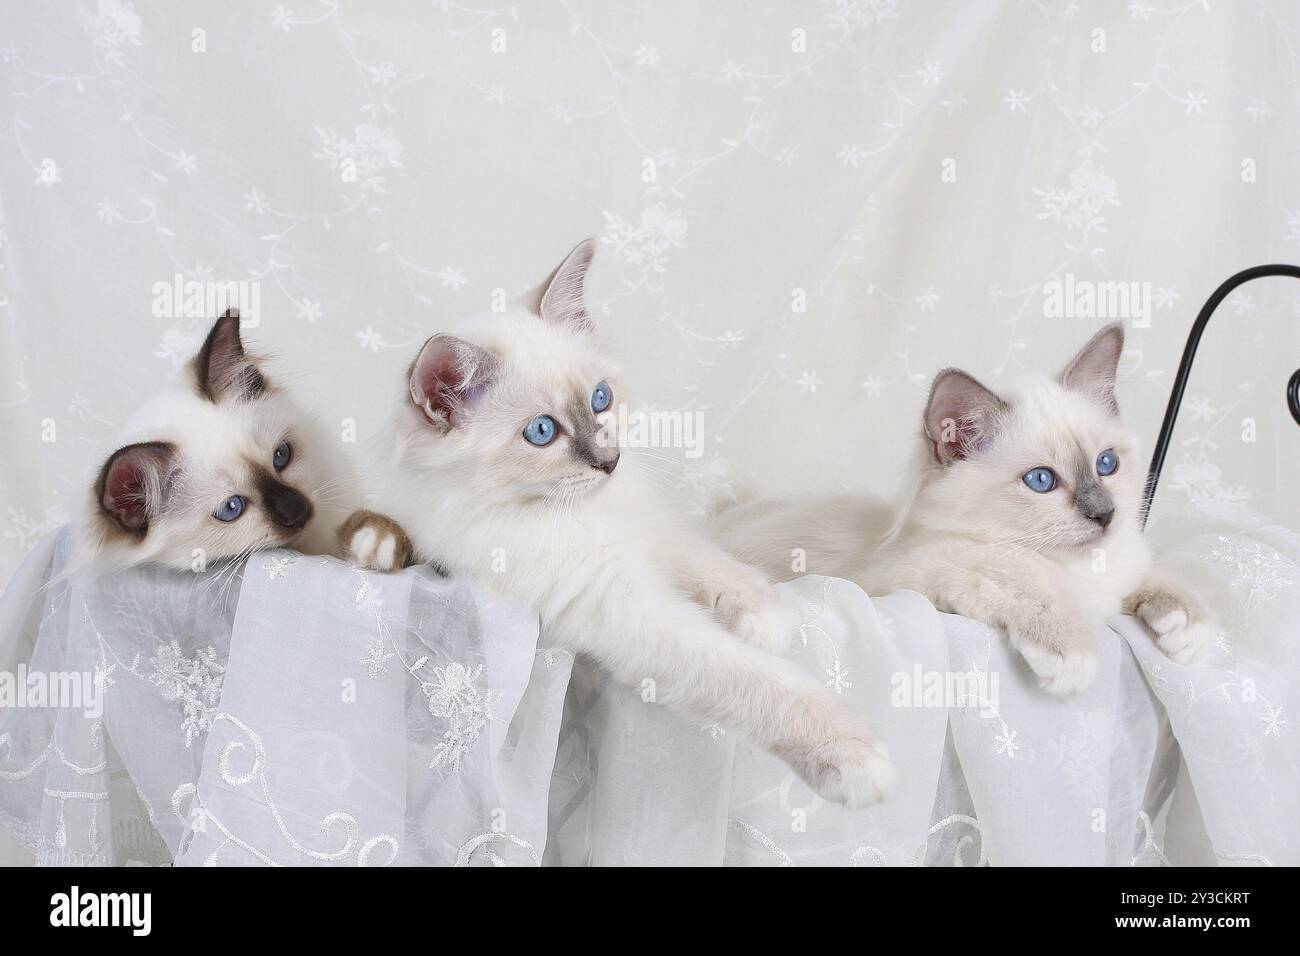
left=359, top=240, right=894, bottom=807
left=713, top=324, right=1214, bottom=694
left=83, top=311, right=358, bottom=570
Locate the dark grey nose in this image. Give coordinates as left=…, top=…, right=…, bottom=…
left=260, top=479, right=313, bottom=529
left=1084, top=506, right=1114, bottom=529
left=596, top=453, right=620, bottom=475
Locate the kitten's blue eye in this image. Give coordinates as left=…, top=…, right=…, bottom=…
left=523, top=415, right=558, bottom=447
left=1096, top=448, right=1118, bottom=477
left=273, top=440, right=292, bottom=471
left=591, top=380, right=612, bottom=414
left=215, top=495, right=246, bottom=522
left=1022, top=468, right=1057, bottom=493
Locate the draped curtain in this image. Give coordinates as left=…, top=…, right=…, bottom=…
left=3, top=1, right=1300, bottom=587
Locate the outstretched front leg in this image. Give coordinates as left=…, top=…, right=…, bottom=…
left=868, top=544, right=1101, bottom=695
left=338, top=510, right=414, bottom=573
left=671, top=535, right=793, bottom=655
left=1124, top=571, right=1215, bottom=665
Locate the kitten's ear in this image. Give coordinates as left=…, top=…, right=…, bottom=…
left=526, top=238, right=596, bottom=331
left=1061, top=322, right=1124, bottom=413
left=924, top=369, right=1007, bottom=464
left=95, top=442, right=176, bottom=535
left=192, top=309, right=266, bottom=402
left=409, top=334, right=498, bottom=431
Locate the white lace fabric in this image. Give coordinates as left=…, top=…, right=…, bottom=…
left=1, top=502, right=1295, bottom=866
left=0, top=531, right=569, bottom=866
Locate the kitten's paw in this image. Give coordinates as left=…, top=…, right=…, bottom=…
left=1132, top=589, right=1213, bottom=665
left=795, top=727, right=895, bottom=810
left=338, top=510, right=413, bottom=573
left=710, top=581, right=792, bottom=655
left=1012, top=635, right=1097, bottom=696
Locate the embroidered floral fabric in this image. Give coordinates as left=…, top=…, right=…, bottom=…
left=4, top=1, right=1300, bottom=594
left=0, top=531, right=570, bottom=865
left=1, top=501, right=1295, bottom=866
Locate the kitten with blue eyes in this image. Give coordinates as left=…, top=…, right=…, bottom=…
left=358, top=239, right=895, bottom=807
left=83, top=311, right=384, bottom=571
left=713, top=324, right=1214, bottom=694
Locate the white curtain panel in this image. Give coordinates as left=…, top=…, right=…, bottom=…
left=1, top=503, right=1295, bottom=866
left=1, top=3, right=1298, bottom=866
left=2, top=2, right=1300, bottom=586
left=0, top=530, right=570, bottom=865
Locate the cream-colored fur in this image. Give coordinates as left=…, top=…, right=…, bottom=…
left=78, top=313, right=357, bottom=572
left=713, top=325, right=1215, bottom=695
left=360, top=240, right=894, bottom=807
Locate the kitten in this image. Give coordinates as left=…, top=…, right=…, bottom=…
left=713, top=324, right=1214, bottom=694
left=354, top=239, right=895, bottom=807
left=83, top=310, right=375, bottom=571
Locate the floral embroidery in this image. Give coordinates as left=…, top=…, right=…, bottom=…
left=1210, top=536, right=1295, bottom=628
left=262, top=555, right=294, bottom=579
left=146, top=642, right=225, bottom=747
left=994, top=729, right=1020, bottom=758
left=359, top=637, right=395, bottom=679
left=412, top=659, right=497, bottom=772
left=1260, top=704, right=1286, bottom=738
left=825, top=660, right=853, bottom=693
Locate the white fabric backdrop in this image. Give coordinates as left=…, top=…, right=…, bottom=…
left=2, top=500, right=1296, bottom=866
left=3, top=1, right=1300, bottom=588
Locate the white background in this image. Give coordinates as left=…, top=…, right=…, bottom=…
left=3, top=0, right=1299, bottom=586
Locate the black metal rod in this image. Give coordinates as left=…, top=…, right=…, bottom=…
left=1142, top=263, right=1300, bottom=528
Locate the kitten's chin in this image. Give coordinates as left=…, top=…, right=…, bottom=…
left=576, top=473, right=613, bottom=496
left=1066, top=526, right=1108, bottom=549
left=274, top=526, right=308, bottom=548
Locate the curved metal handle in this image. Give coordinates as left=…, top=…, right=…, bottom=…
left=1142, top=264, right=1300, bottom=528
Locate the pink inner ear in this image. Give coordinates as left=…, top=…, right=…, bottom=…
left=925, top=371, right=1004, bottom=463
left=98, top=443, right=173, bottom=533
left=410, top=336, right=488, bottom=428
left=103, top=459, right=150, bottom=531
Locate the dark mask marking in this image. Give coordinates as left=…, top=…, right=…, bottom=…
left=567, top=399, right=619, bottom=474
left=253, top=466, right=313, bottom=530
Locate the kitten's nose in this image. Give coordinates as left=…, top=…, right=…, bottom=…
left=1085, top=506, right=1114, bottom=530
left=596, top=453, right=620, bottom=475
left=267, top=487, right=312, bottom=529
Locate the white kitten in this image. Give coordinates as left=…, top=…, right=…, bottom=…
left=360, top=240, right=894, bottom=807
left=82, top=311, right=357, bottom=571
left=713, top=324, right=1215, bottom=694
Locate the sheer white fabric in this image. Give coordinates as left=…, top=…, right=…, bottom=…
left=2, top=501, right=1295, bottom=866
left=0, top=531, right=570, bottom=866
left=2, top=0, right=1297, bottom=868
left=3, top=1, right=1300, bottom=591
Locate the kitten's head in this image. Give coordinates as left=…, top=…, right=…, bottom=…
left=401, top=239, right=623, bottom=507
left=87, top=311, right=322, bottom=569
left=918, top=323, right=1142, bottom=550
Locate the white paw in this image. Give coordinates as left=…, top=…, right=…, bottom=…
left=1139, top=602, right=1213, bottom=666
left=1014, top=638, right=1098, bottom=696
left=339, top=511, right=412, bottom=573
left=711, top=586, right=792, bottom=655
left=731, top=603, right=793, bottom=655
left=796, top=728, right=895, bottom=809
left=349, top=527, right=399, bottom=571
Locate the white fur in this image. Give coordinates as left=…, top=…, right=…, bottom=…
left=713, top=329, right=1215, bottom=694
left=78, top=339, right=355, bottom=572
left=369, top=245, right=894, bottom=807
